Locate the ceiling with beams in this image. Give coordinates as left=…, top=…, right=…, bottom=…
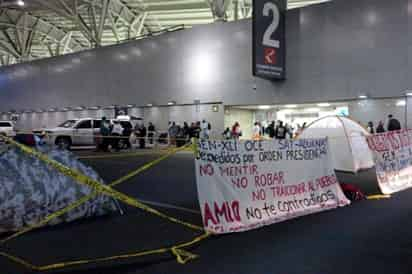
left=0, top=0, right=331, bottom=67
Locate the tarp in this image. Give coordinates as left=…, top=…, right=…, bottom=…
left=298, top=116, right=374, bottom=172
left=0, top=146, right=118, bottom=233
left=195, top=138, right=350, bottom=234
left=367, top=129, right=412, bottom=194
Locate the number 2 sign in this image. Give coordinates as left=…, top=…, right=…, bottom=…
left=253, top=0, right=286, bottom=80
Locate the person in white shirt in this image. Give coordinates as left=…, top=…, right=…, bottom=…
left=200, top=119, right=210, bottom=139
left=111, top=120, right=124, bottom=151
left=252, top=122, right=261, bottom=140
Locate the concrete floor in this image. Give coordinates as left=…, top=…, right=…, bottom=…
left=1, top=151, right=411, bottom=274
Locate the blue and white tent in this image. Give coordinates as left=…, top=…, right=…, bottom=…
left=0, top=146, right=120, bottom=233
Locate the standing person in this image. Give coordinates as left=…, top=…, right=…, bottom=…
left=376, top=121, right=385, bottom=133
left=188, top=122, right=196, bottom=139
left=261, top=121, right=267, bottom=137
left=195, top=121, right=201, bottom=139
left=367, top=121, right=375, bottom=134
left=274, top=120, right=287, bottom=139
left=252, top=122, right=261, bottom=140
left=135, top=123, right=147, bottom=149
left=176, top=125, right=186, bottom=147
left=122, top=121, right=133, bottom=149
left=111, top=120, right=124, bottom=151
left=200, top=119, right=210, bottom=139
left=268, top=121, right=275, bottom=138
left=147, top=122, right=155, bottom=145
left=231, top=122, right=241, bottom=139
left=222, top=127, right=231, bottom=139
left=285, top=123, right=293, bottom=139
left=168, top=122, right=178, bottom=146
left=387, top=114, right=401, bottom=131
left=99, top=117, right=111, bottom=152
left=183, top=122, right=190, bottom=142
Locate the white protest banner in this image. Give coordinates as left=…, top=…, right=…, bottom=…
left=367, top=129, right=412, bottom=194
left=195, top=138, right=350, bottom=234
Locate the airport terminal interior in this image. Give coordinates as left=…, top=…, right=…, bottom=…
left=1, top=0, right=412, bottom=274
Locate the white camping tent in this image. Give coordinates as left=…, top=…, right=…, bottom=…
left=297, top=116, right=374, bottom=172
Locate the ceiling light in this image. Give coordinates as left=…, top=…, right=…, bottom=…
left=127, top=104, right=135, bottom=108
left=284, top=104, right=297, bottom=108
left=405, top=92, right=412, bottom=96
left=304, top=107, right=321, bottom=112
left=396, top=100, right=406, bottom=106
left=167, top=101, right=176, bottom=106
left=317, top=103, right=331, bottom=107
left=258, top=105, right=271, bottom=110
left=146, top=103, right=153, bottom=107
left=358, top=95, right=368, bottom=99
left=88, top=106, right=100, bottom=110
left=279, top=109, right=293, bottom=114
left=17, top=0, right=24, bottom=6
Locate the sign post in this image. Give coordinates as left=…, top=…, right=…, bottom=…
left=253, top=0, right=287, bottom=80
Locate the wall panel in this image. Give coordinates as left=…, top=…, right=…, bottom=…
left=0, top=0, right=410, bottom=112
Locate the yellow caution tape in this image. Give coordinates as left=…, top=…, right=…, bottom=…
left=0, top=251, right=39, bottom=270
left=0, top=135, right=210, bottom=270
left=0, top=232, right=211, bottom=271
left=171, top=248, right=199, bottom=264
left=191, top=138, right=199, bottom=157
left=366, top=194, right=392, bottom=200
left=1, top=138, right=203, bottom=243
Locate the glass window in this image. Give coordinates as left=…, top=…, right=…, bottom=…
left=58, top=120, right=77, bottom=128
left=0, top=122, right=12, bottom=127
left=93, top=120, right=102, bottom=128
left=76, top=120, right=92, bottom=129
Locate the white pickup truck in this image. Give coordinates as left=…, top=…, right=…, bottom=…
left=45, top=117, right=135, bottom=149
left=45, top=118, right=102, bottom=149
left=0, top=121, right=16, bottom=140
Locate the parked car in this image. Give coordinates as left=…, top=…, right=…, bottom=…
left=46, top=118, right=134, bottom=150
left=116, top=115, right=143, bottom=129
left=0, top=121, right=16, bottom=142
left=45, top=118, right=102, bottom=149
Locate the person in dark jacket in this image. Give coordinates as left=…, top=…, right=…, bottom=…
left=387, top=114, right=401, bottom=131
left=376, top=121, right=385, bottom=133
left=122, top=121, right=133, bottom=149
left=183, top=122, right=190, bottom=142
left=135, top=123, right=147, bottom=149
left=367, top=121, right=375, bottom=134
left=147, top=122, right=155, bottom=145
left=267, top=121, right=275, bottom=138
left=274, top=121, right=287, bottom=139
left=99, top=117, right=111, bottom=152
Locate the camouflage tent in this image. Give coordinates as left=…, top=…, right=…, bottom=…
left=0, top=146, right=119, bottom=233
